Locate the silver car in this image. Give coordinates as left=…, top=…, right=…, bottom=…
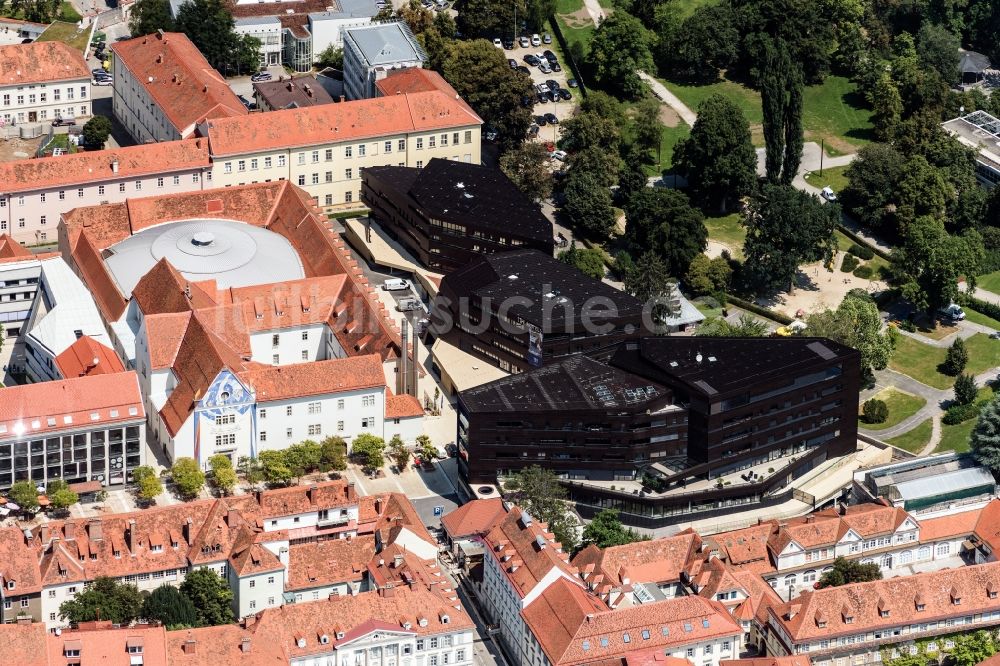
left=396, top=298, right=422, bottom=312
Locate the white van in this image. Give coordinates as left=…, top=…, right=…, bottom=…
left=937, top=303, right=966, bottom=321
left=382, top=278, right=409, bottom=291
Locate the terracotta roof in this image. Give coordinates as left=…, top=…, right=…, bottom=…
left=0, top=234, right=31, bottom=259
left=205, top=89, right=481, bottom=157
left=385, top=392, right=424, bottom=419
left=440, top=498, right=506, bottom=539
left=522, top=579, right=740, bottom=666
left=626, top=651, right=695, bottom=666
left=45, top=624, right=168, bottom=666
left=63, top=229, right=129, bottom=322
left=0, top=622, right=47, bottom=666
left=166, top=623, right=282, bottom=666
left=767, top=513, right=843, bottom=555
left=285, top=536, right=373, bottom=591
left=0, top=528, right=43, bottom=594
left=367, top=542, right=445, bottom=592
left=144, top=312, right=196, bottom=369
left=53, top=335, right=125, bottom=378
left=772, top=560, right=1000, bottom=644
left=257, top=480, right=358, bottom=519
left=0, top=41, right=88, bottom=86
left=721, top=658, right=813, bottom=666
left=974, top=500, right=1000, bottom=552
left=222, top=275, right=347, bottom=331
left=360, top=492, right=437, bottom=547
left=572, top=532, right=701, bottom=589
left=0, top=139, right=209, bottom=194
left=230, top=539, right=284, bottom=577
left=253, top=75, right=335, bottom=109
left=482, top=505, right=577, bottom=598
left=110, top=32, right=246, bottom=136
left=0, top=372, right=143, bottom=442
left=130, top=257, right=220, bottom=313
left=374, top=68, right=479, bottom=117
left=918, top=507, right=982, bottom=542
left=705, top=523, right=775, bottom=569
left=238, top=354, right=385, bottom=402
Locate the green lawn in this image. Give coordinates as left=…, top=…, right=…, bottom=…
left=704, top=213, right=745, bottom=260
left=650, top=122, right=690, bottom=175
left=887, top=418, right=933, bottom=454
left=805, top=164, right=851, bottom=197
left=555, top=0, right=584, bottom=12
left=37, top=21, right=91, bottom=52
left=674, top=0, right=717, bottom=17
left=659, top=75, right=872, bottom=154
left=834, top=230, right=854, bottom=252
left=554, top=15, right=595, bottom=56
left=964, top=334, right=1000, bottom=376
left=0, top=1, right=79, bottom=21
left=938, top=418, right=974, bottom=453
left=888, top=336, right=952, bottom=389
left=858, top=388, right=926, bottom=431
left=964, top=307, right=1000, bottom=331
left=693, top=298, right=724, bottom=319
left=977, top=271, right=1000, bottom=294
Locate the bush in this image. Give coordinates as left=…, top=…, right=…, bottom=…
left=724, top=294, right=794, bottom=324
left=841, top=254, right=860, bottom=273
left=900, top=319, right=917, bottom=332
left=862, top=398, right=889, bottom=424
left=944, top=402, right=981, bottom=425
left=853, top=265, right=874, bottom=279
left=848, top=243, right=875, bottom=260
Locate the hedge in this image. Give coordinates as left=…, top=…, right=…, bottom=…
left=853, top=265, right=874, bottom=279
left=943, top=402, right=980, bottom=425
left=841, top=255, right=860, bottom=273
left=836, top=224, right=890, bottom=261
left=957, top=292, right=1000, bottom=323
left=848, top=243, right=875, bottom=260
left=725, top=293, right=794, bottom=325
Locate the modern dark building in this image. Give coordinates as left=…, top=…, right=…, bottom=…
left=361, top=159, right=555, bottom=272
left=430, top=249, right=650, bottom=372
left=457, top=335, right=861, bottom=527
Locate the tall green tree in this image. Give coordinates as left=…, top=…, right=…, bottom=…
left=623, top=188, right=707, bottom=277
left=695, top=313, right=769, bottom=337
left=685, top=254, right=732, bottom=296
left=175, top=0, right=260, bottom=75
left=632, top=98, right=664, bottom=157
left=972, top=395, right=1000, bottom=474
left=870, top=73, right=903, bottom=143
left=673, top=95, right=757, bottom=213
left=760, top=38, right=803, bottom=185
left=818, top=557, right=882, bottom=587
left=951, top=631, right=998, bottom=666
left=741, top=185, right=838, bottom=294
left=562, top=170, right=616, bottom=239
left=319, top=436, right=347, bottom=473
left=916, top=22, right=961, bottom=85
left=388, top=435, right=410, bottom=471
left=892, top=216, right=984, bottom=314
left=128, top=0, right=175, bottom=36
left=560, top=110, right=621, bottom=155
left=504, top=466, right=578, bottom=553
left=170, top=457, right=205, bottom=500
left=141, top=585, right=201, bottom=629
left=944, top=337, right=969, bottom=376
left=207, top=454, right=237, bottom=496
left=806, top=291, right=895, bottom=381
left=59, top=577, right=142, bottom=624
left=352, top=433, right=386, bottom=470
left=842, top=143, right=906, bottom=236
left=662, top=4, right=739, bottom=82
left=259, top=450, right=293, bottom=487
left=624, top=252, right=681, bottom=326
left=558, top=243, right=606, bottom=280
left=180, top=568, right=234, bottom=627
left=8, top=480, right=38, bottom=512
left=441, top=39, right=533, bottom=152
left=454, top=0, right=524, bottom=38
left=500, top=142, right=553, bottom=202
left=47, top=480, right=78, bottom=512
left=284, top=440, right=322, bottom=481
left=133, top=465, right=163, bottom=503
left=587, top=11, right=654, bottom=99
left=82, top=116, right=113, bottom=149
left=955, top=373, right=978, bottom=406
left=581, top=509, right=648, bottom=548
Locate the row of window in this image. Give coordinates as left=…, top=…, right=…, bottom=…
left=1, top=106, right=88, bottom=125
left=2, top=86, right=87, bottom=106
left=257, top=417, right=376, bottom=442
left=1, top=173, right=203, bottom=208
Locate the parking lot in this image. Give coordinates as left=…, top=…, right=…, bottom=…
left=499, top=34, right=579, bottom=147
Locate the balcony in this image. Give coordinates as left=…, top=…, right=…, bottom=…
left=317, top=513, right=351, bottom=527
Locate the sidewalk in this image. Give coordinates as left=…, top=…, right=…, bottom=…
left=637, top=72, right=696, bottom=126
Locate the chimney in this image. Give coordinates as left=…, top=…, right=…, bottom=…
left=240, top=637, right=252, bottom=653
left=16, top=616, right=31, bottom=625
left=127, top=519, right=136, bottom=554
left=308, top=485, right=318, bottom=505
left=838, top=502, right=847, bottom=516
left=183, top=517, right=193, bottom=545
left=374, top=496, right=383, bottom=515
left=111, top=159, right=119, bottom=174
left=227, top=508, right=241, bottom=528
left=182, top=637, right=197, bottom=654
left=64, top=523, right=76, bottom=541
left=805, top=515, right=815, bottom=524
left=339, top=95, right=345, bottom=102
left=88, top=520, right=103, bottom=542
left=156, top=53, right=163, bottom=63
left=304, top=84, right=312, bottom=97
left=287, top=81, right=294, bottom=91
left=347, top=482, right=357, bottom=501
left=244, top=615, right=256, bottom=628
left=40, top=525, right=49, bottom=544
left=393, top=553, right=404, bottom=568
left=156, top=28, right=165, bottom=39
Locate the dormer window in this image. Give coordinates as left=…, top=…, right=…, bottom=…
left=916, top=603, right=925, bottom=611
left=844, top=616, right=854, bottom=624
left=880, top=610, right=890, bottom=618
left=113, top=549, right=121, bottom=558
left=6, top=580, right=14, bottom=590
left=991, top=590, right=998, bottom=600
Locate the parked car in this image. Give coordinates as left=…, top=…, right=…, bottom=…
left=528, top=123, right=540, bottom=135
left=519, top=36, right=530, bottom=48
left=550, top=61, right=562, bottom=72
left=238, top=94, right=254, bottom=109
left=544, top=112, right=559, bottom=124
left=435, top=0, right=449, bottom=8
left=250, top=71, right=272, bottom=82
left=396, top=298, right=422, bottom=312
left=536, top=92, right=548, bottom=104
left=51, top=118, right=75, bottom=127
left=531, top=33, right=541, bottom=46
left=990, top=331, right=1000, bottom=340
left=535, top=115, right=547, bottom=126
left=820, top=186, right=837, bottom=202
left=538, top=61, right=551, bottom=73
left=558, top=88, right=572, bottom=100
left=493, top=38, right=503, bottom=48
left=523, top=53, right=540, bottom=66
left=545, top=79, right=559, bottom=91
left=503, top=38, right=514, bottom=49
left=508, top=58, right=518, bottom=69
left=92, top=77, right=113, bottom=86
left=567, top=78, right=578, bottom=88
left=543, top=33, right=552, bottom=43
left=937, top=303, right=966, bottom=321
left=20, top=38, right=32, bottom=43
left=545, top=89, right=556, bottom=102
left=91, top=68, right=107, bottom=76
left=542, top=49, right=558, bottom=62
left=516, top=66, right=530, bottom=75
left=550, top=150, right=567, bottom=161
left=382, top=278, right=409, bottom=291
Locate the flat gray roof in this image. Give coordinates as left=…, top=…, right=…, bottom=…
left=894, top=466, right=996, bottom=501
left=104, top=219, right=305, bottom=296
left=309, top=0, right=380, bottom=20
left=942, top=111, right=1000, bottom=171
left=343, top=22, right=425, bottom=66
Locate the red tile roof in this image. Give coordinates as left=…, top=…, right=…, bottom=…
left=205, top=88, right=481, bottom=157
left=767, top=503, right=910, bottom=555
left=918, top=507, right=982, bottom=542
left=374, top=68, right=479, bottom=117
left=704, top=523, right=774, bottom=571
left=440, top=498, right=506, bottom=539
left=45, top=623, right=168, bottom=666
left=0, top=42, right=88, bottom=86
left=572, top=532, right=701, bottom=590
left=522, top=579, right=740, bottom=666
left=238, top=354, right=385, bottom=402
left=771, top=560, right=1000, bottom=644
left=285, top=536, right=373, bottom=591
left=721, top=658, right=813, bottom=666
left=0, top=234, right=32, bottom=259
left=385, top=392, right=424, bottom=419
left=0, top=372, right=143, bottom=442
left=974, top=500, right=1000, bottom=552
left=0, top=622, right=47, bottom=666
left=257, top=480, right=358, bottom=519
left=0, top=139, right=209, bottom=194
left=110, top=32, right=246, bottom=136
left=482, top=505, right=577, bottom=598
left=53, top=335, right=125, bottom=378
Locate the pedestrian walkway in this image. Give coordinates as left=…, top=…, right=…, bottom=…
left=637, top=72, right=696, bottom=126
left=960, top=281, right=1000, bottom=308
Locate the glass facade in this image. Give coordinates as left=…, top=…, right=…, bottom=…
left=283, top=30, right=312, bottom=73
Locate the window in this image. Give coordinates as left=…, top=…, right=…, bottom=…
left=297, top=175, right=305, bottom=186
left=384, top=141, right=392, bottom=153
left=157, top=177, right=164, bottom=188
left=20, top=598, right=29, bottom=607
left=704, top=645, right=713, bottom=654
left=260, top=431, right=267, bottom=442
left=215, top=433, right=235, bottom=447
left=358, top=144, right=366, bottom=156
left=286, top=428, right=293, bottom=439
left=59, top=190, right=66, bottom=200
left=77, top=188, right=84, bottom=198
left=272, top=354, right=279, bottom=364
left=249, top=580, right=256, bottom=588
left=225, top=162, right=233, bottom=174
left=337, top=421, right=345, bottom=431
left=308, top=402, right=321, bottom=414
left=361, top=417, right=374, bottom=428
left=278, top=155, right=286, bottom=167
left=297, top=153, right=305, bottom=165
left=441, top=133, right=448, bottom=146
left=398, top=139, right=406, bottom=151
left=325, top=171, right=332, bottom=183
left=286, top=406, right=293, bottom=416
left=416, top=160, right=423, bottom=169
left=250, top=600, right=256, bottom=609
left=40, top=216, right=46, bottom=226
left=453, top=132, right=459, bottom=145
left=308, top=424, right=322, bottom=436
left=264, top=156, right=272, bottom=168
left=345, top=191, right=352, bottom=203
left=456, top=650, right=465, bottom=661
left=465, top=130, right=472, bottom=143
left=722, top=641, right=731, bottom=652
left=325, top=149, right=333, bottom=161
left=312, top=150, right=319, bottom=163
left=362, top=395, right=375, bottom=407
left=337, top=399, right=345, bottom=409
left=325, top=194, right=332, bottom=205
left=215, top=413, right=235, bottom=425
left=429, top=136, right=436, bottom=148
left=173, top=175, right=180, bottom=185
left=251, top=159, right=258, bottom=170
left=135, top=181, right=142, bottom=191
left=686, top=649, right=694, bottom=658
left=259, top=409, right=267, bottom=419
left=345, top=146, right=353, bottom=158
left=416, top=138, right=423, bottom=150
left=50, top=613, right=56, bottom=621
left=48, top=590, right=56, bottom=598
left=301, top=350, right=308, bottom=360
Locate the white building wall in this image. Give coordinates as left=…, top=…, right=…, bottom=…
left=248, top=324, right=329, bottom=365
left=308, top=14, right=374, bottom=55
left=0, top=258, right=41, bottom=336
left=384, top=414, right=422, bottom=445
left=233, top=568, right=284, bottom=617
left=263, top=503, right=360, bottom=532
left=0, top=78, right=92, bottom=127
left=112, top=60, right=185, bottom=143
